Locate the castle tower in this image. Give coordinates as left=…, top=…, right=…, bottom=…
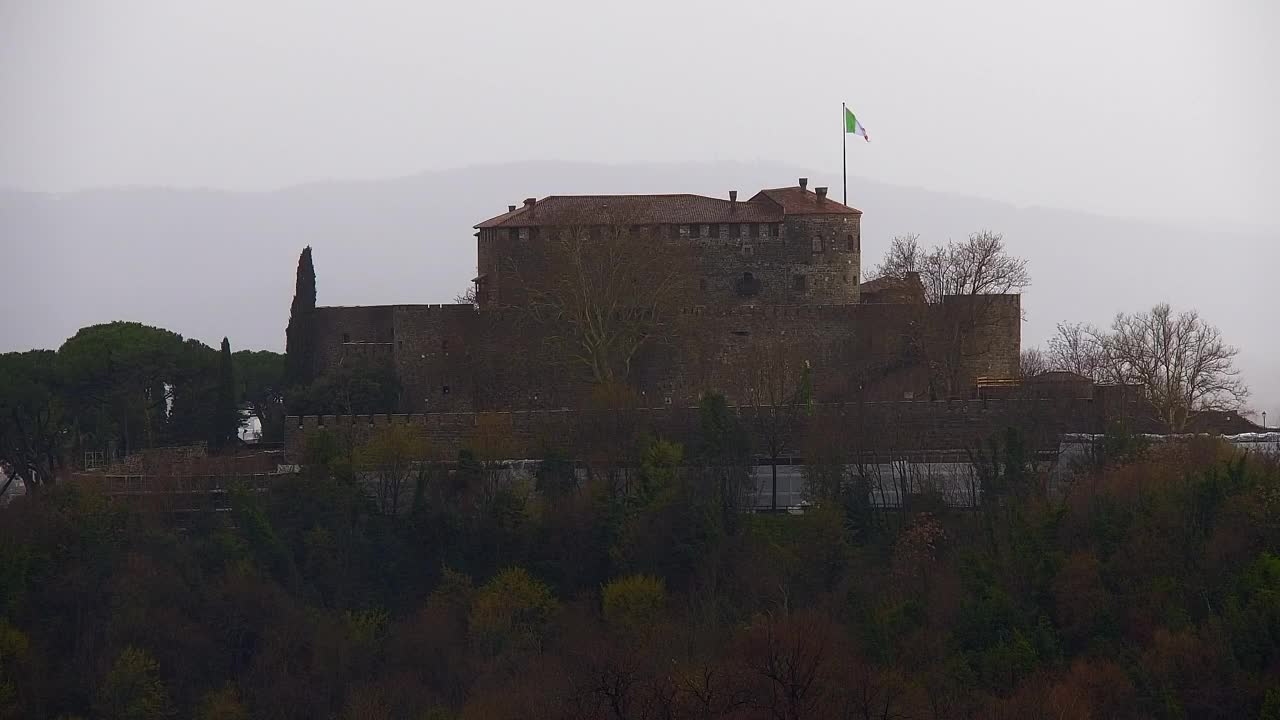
left=472, top=178, right=862, bottom=309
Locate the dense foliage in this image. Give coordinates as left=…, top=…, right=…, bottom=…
left=2, top=424, right=1277, bottom=719
left=284, top=246, right=317, bottom=391
left=0, top=323, right=284, bottom=488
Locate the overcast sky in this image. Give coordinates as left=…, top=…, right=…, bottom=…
left=2, top=0, right=1277, bottom=229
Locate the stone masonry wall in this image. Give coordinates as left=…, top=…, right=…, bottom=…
left=309, top=295, right=1021, bottom=413
left=476, top=213, right=860, bottom=311
left=284, top=396, right=1110, bottom=463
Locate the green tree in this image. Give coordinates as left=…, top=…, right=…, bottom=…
left=57, top=322, right=188, bottom=454
left=0, top=351, right=65, bottom=494
left=233, top=350, right=285, bottom=441
left=94, top=646, right=174, bottom=720
left=469, top=568, right=559, bottom=657
left=165, top=339, right=220, bottom=445
left=602, top=574, right=666, bottom=634
left=0, top=620, right=29, bottom=718
left=356, top=424, right=429, bottom=516
left=212, top=338, right=239, bottom=449
left=697, top=392, right=753, bottom=532
left=290, top=357, right=401, bottom=415
left=194, top=685, right=249, bottom=720
left=284, top=246, right=317, bottom=390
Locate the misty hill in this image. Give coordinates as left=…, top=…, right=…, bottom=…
left=2, top=160, right=1275, bottom=417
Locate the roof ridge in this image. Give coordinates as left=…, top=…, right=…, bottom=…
left=538, top=192, right=752, bottom=201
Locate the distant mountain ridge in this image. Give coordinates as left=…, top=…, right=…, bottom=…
left=2, top=160, right=1275, bottom=417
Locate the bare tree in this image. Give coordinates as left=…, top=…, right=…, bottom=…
left=871, top=233, right=923, bottom=281
left=510, top=212, right=698, bottom=388
left=917, top=230, right=1030, bottom=302
left=1047, top=304, right=1248, bottom=431
left=1107, top=304, right=1248, bottom=431
left=453, top=284, right=479, bottom=308
left=1019, top=347, right=1049, bottom=378
left=356, top=424, right=429, bottom=516
left=1046, top=322, right=1114, bottom=382
left=873, top=231, right=1030, bottom=397
left=739, top=333, right=814, bottom=511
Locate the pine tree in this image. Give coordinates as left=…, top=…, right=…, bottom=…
left=284, top=246, right=317, bottom=389
left=214, top=337, right=239, bottom=449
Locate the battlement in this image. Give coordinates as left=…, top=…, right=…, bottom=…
left=284, top=396, right=1114, bottom=461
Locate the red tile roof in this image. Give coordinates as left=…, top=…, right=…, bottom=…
left=750, top=187, right=862, bottom=215
left=475, top=185, right=859, bottom=229
left=476, top=194, right=783, bottom=228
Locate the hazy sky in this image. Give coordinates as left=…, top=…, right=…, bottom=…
left=2, top=0, right=1277, bottom=228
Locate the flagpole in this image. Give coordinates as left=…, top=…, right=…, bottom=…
left=842, top=102, right=847, bottom=205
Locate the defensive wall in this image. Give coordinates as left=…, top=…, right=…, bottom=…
left=283, top=393, right=1126, bottom=463
left=309, top=294, right=1020, bottom=413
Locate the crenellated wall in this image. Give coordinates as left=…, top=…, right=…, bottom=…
left=283, top=395, right=1115, bottom=462
left=309, top=293, right=1021, bottom=413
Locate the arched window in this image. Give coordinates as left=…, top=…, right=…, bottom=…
left=846, top=234, right=856, bottom=251
left=812, top=235, right=823, bottom=253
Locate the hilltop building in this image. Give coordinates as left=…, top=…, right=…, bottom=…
left=306, top=179, right=1020, bottom=412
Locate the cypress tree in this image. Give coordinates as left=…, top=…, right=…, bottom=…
left=284, top=246, right=317, bottom=389
left=214, top=337, right=239, bottom=448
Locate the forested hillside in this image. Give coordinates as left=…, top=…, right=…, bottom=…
left=2, top=424, right=1278, bottom=719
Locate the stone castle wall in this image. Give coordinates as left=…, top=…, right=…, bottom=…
left=283, top=396, right=1111, bottom=462
left=477, top=213, right=861, bottom=310
left=308, top=294, right=1020, bottom=414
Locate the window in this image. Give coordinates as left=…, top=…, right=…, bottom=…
left=846, top=234, right=856, bottom=251
left=750, top=223, right=760, bottom=239
left=736, top=271, right=761, bottom=297
left=709, top=223, right=720, bottom=238
left=442, top=339, right=449, bottom=352
left=793, top=275, right=807, bottom=292
left=812, top=235, right=824, bottom=253
left=342, top=333, right=351, bottom=343
left=685, top=224, right=697, bottom=238
left=771, top=224, right=781, bottom=237
left=508, top=228, right=520, bottom=241
left=743, top=244, right=753, bottom=257
left=731, top=223, right=742, bottom=239
left=441, top=385, right=450, bottom=395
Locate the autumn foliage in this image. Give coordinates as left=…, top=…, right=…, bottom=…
left=1, top=430, right=1278, bottom=719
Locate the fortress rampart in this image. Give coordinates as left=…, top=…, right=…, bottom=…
left=284, top=394, right=1129, bottom=462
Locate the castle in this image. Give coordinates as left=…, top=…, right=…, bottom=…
left=307, top=178, right=1021, bottom=413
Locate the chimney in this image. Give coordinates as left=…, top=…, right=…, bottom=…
left=815, top=187, right=828, bottom=204
left=508, top=204, right=516, bottom=212
left=729, top=190, right=738, bottom=212
left=523, top=197, right=536, bottom=217
left=798, top=177, right=808, bottom=191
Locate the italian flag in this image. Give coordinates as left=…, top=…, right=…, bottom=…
left=845, top=107, right=869, bottom=141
